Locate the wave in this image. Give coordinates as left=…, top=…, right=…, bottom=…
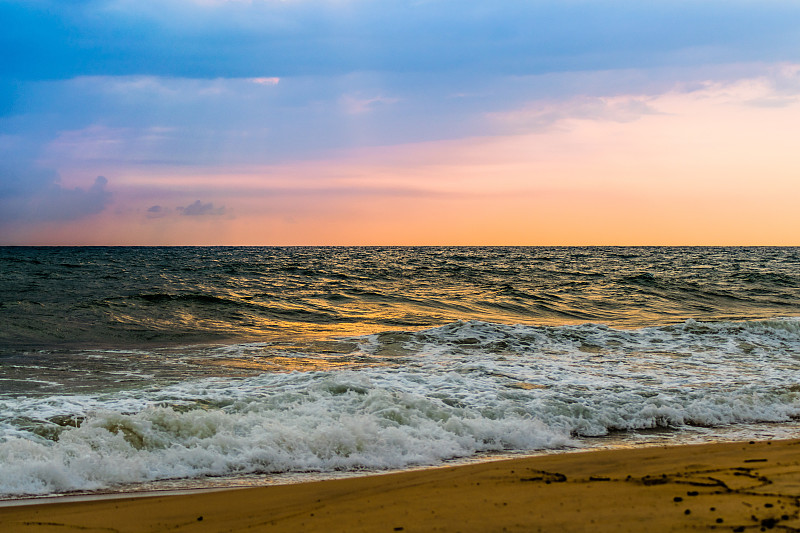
left=4, top=247, right=800, bottom=350
left=2, top=318, right=800, bottom=497
left=0, top=375, right=574, bottom=497
left=132, top=293, right=236, bottom=305
left=1, top=375, right=796, bottom=497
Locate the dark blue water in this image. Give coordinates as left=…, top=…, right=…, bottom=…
left=3, top=246, right=799, bottom=348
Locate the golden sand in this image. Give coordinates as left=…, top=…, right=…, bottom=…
left=2, top=439, right=800, bottom=532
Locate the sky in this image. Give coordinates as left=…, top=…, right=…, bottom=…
left=2, top=0, right=800, bottom=245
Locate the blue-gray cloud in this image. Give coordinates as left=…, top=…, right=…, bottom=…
left=2, top=0, right=800, bottom=226
left=4, top=62, right=796, bottom=183
left=145, top=205, right=168, bottom=219
left=179, top=200, right=227, bottom=217
left=2, top=0, right=800, bottom=84
left=0, top=156, right=112, bottom=223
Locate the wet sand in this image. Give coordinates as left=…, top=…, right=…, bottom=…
left=2, top=439, right=799, bottom=532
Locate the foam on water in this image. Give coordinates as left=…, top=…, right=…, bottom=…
left=2, top=318, right=800, bottom=498
left=0, top=375, right=573, bottom=496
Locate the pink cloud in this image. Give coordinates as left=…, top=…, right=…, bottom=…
left=250, top=77, right=280, bottom=86
left=7, top=65, right=800, bottom=245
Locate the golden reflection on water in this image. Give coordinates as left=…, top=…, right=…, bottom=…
left=239, top=317, right=405, bottom=340
left=180, top=334, right=391, bottom=375
left=190, top=356, right=371, bottom=373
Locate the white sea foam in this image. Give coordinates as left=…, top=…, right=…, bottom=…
left=0, top=375, right=573, bottom=496
left=1, top=318, right=799, bottom=497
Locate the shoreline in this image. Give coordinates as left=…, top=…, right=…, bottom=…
left=2, top=438, right=800, bottom=532
left=4, top=420, right=799, bottom=509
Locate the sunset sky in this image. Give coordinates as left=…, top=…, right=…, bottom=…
left=2, top=0, right=800, bottom=245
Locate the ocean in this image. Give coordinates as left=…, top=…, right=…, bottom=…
left=1, top=246, right=799, bottom=499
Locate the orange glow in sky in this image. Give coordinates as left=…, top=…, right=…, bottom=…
left=11, top=73, right=799, bottom=246
left=4, top=0, right=800, bottom=246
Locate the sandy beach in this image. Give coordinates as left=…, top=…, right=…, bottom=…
left=2, top=439, right=799, bottom=532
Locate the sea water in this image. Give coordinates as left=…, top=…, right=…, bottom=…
left=1, top=246, right=799, bottom=498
